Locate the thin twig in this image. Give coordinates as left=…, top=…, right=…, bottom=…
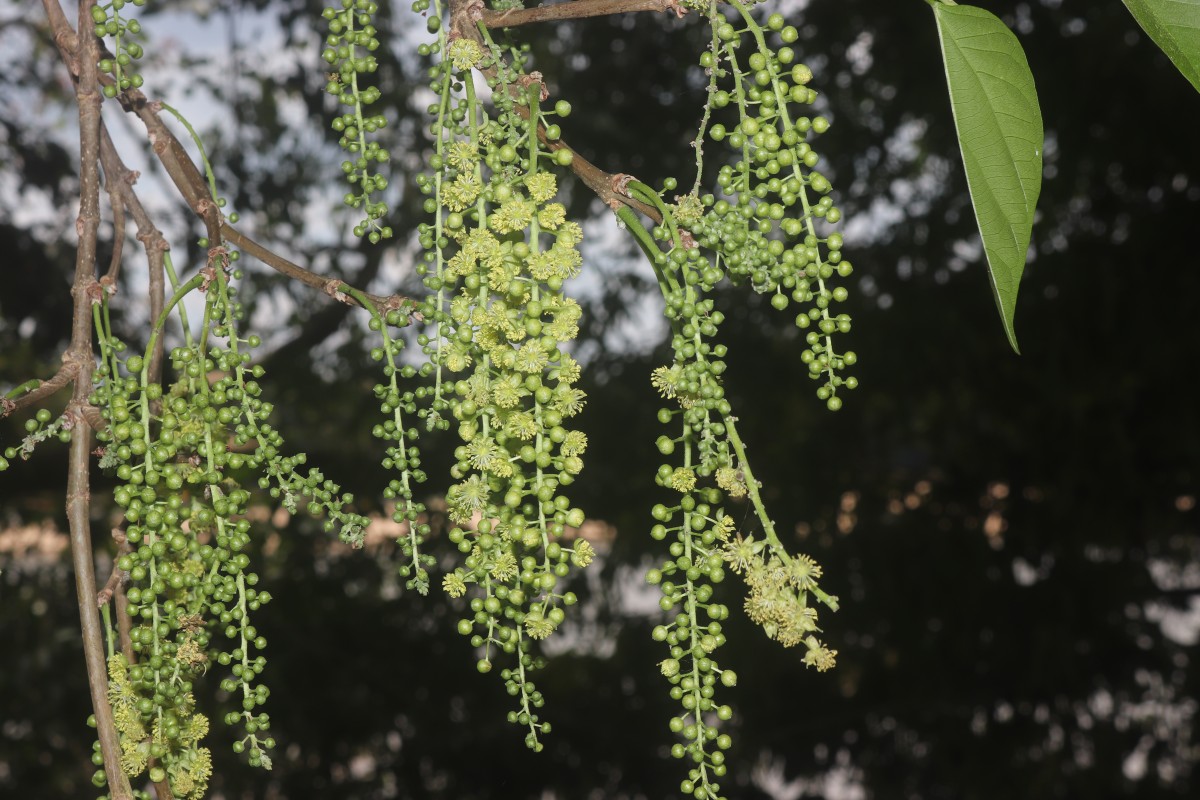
left=101, top=158, right=126, bottom=286
left=480, top=0, right=686, bottom=28
left=2, top=364, right=74, bottom=417
left=220, top=222, right=410, bottom=312
left=118, top=90, right=409, bottom=312
left=96, top=551, right=129, bottom=607
left=96, top=526, right=130, bottom=610
left=98, top=123, right=170, bottom=381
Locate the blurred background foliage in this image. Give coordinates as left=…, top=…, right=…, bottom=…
left=2, top=0, right=1198, bottom=797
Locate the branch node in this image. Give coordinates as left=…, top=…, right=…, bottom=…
left=662, top=0, right=688, bottom=19
left=324, top=279, right=352, bottom=305
left=61, top=351, right=83, bottom=376
left=207, top=244, right=230, bottom=269
left=611, top=173, right=635, bottom=197
left=136, top=229, right=169, bottom=253
left=84, top=279, right=105, bottom=306
left=202, top=245, right=231, bottom=292
left=518, top=71, right=550, bottom=102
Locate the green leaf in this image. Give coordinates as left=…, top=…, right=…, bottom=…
left=931, top=1, right=1043, bottom=353
left=1122, top=0, right=1200, bottom=93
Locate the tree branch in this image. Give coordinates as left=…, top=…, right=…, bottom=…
left=96, top=531, right=130, bottom=608
left=101, top=158, right=126, bottom=286
left=220, top=222, right=410, bottom=312
left=2, top=364, right=74, bottom=418
left=480, top=0, right=687, bottom=28
left=119, top=94, right=410, bottom=312
left=52, top=0, right=132, bottom=795
left=98, top=122, right=171, bottom=383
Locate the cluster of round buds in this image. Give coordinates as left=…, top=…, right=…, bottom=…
left=322, top=0, right=392, bottom=241
left=686, top=4, right=856, bottom=410
left=367, top=309, right=435, bottom=594
left=83, top=256, right=376, bottom=795
left=91, top=0, right=147, bottom=98
left=1, top=406, right=71, bottom=469
left=647, top=481, right=737, bottom=800
left=141, top=275, right=290, bottom=745
left=623, top=185, right=741, bottom=800
left=91, top=337, right=277, bottom=793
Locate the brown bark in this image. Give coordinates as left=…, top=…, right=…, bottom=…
left=49, top=0, right=133, bottom=795
left=479, top=0, right=686, bottom=28
left=99, top=123, right=170, bottom=383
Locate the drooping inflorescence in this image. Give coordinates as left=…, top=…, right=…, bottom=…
left=81, top=242, right=374, bottom=799
left=397, top=0, right=594, bottom=751
left=608, top=3, right=849, bottom=795
left=689, top=1, right=856, bottom=410
left=322, top=0, right=393, bottom=242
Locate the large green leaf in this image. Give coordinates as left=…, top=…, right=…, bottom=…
left=930, top=1, right=1043, bottom=353
left=1122, top=0, right=1200, bottom=93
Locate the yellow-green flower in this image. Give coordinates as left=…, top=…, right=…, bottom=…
left=552, top=385, right=587, bottom=417
left=716, top=466, right=748, bottom=498
left=447, top=39, right=484, bottom=71
left=671, top=193, right=705, bottom=225
left=571, top=539, right=595, bottom=567
left=787, top=553, right=823, bottom=591
left=491, top=378, right=527, bottom=408
left=490, top=197, right=533, bottom=234
left=514, top=340, right=548, bottom=373
left=525, top=613, right=555, bottom=640
left=447, top=140, right=479, bottom=170
left=803, top=637, right=837, bottom=671
left=491, top=550, right=518, bottom=581
left=443, top=173, right=481, bottom=211
left=561, top=430, right=587, bottom=457
left=525, top=172, right=557, bottom=203
left=721, top=533, right=759, bottom=574
left=651, top=365, right=681, bottom=399
left=669, top=467, right=696, bottom=493
left=555, top=353, right=582, bottom=384
left=555, top=221, right=583, bottom=248
left=443, top=572, right=468, bottom=598
left=537, top=202, right=566, bottom=230
left=503, top=410, right=538, bottom=440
